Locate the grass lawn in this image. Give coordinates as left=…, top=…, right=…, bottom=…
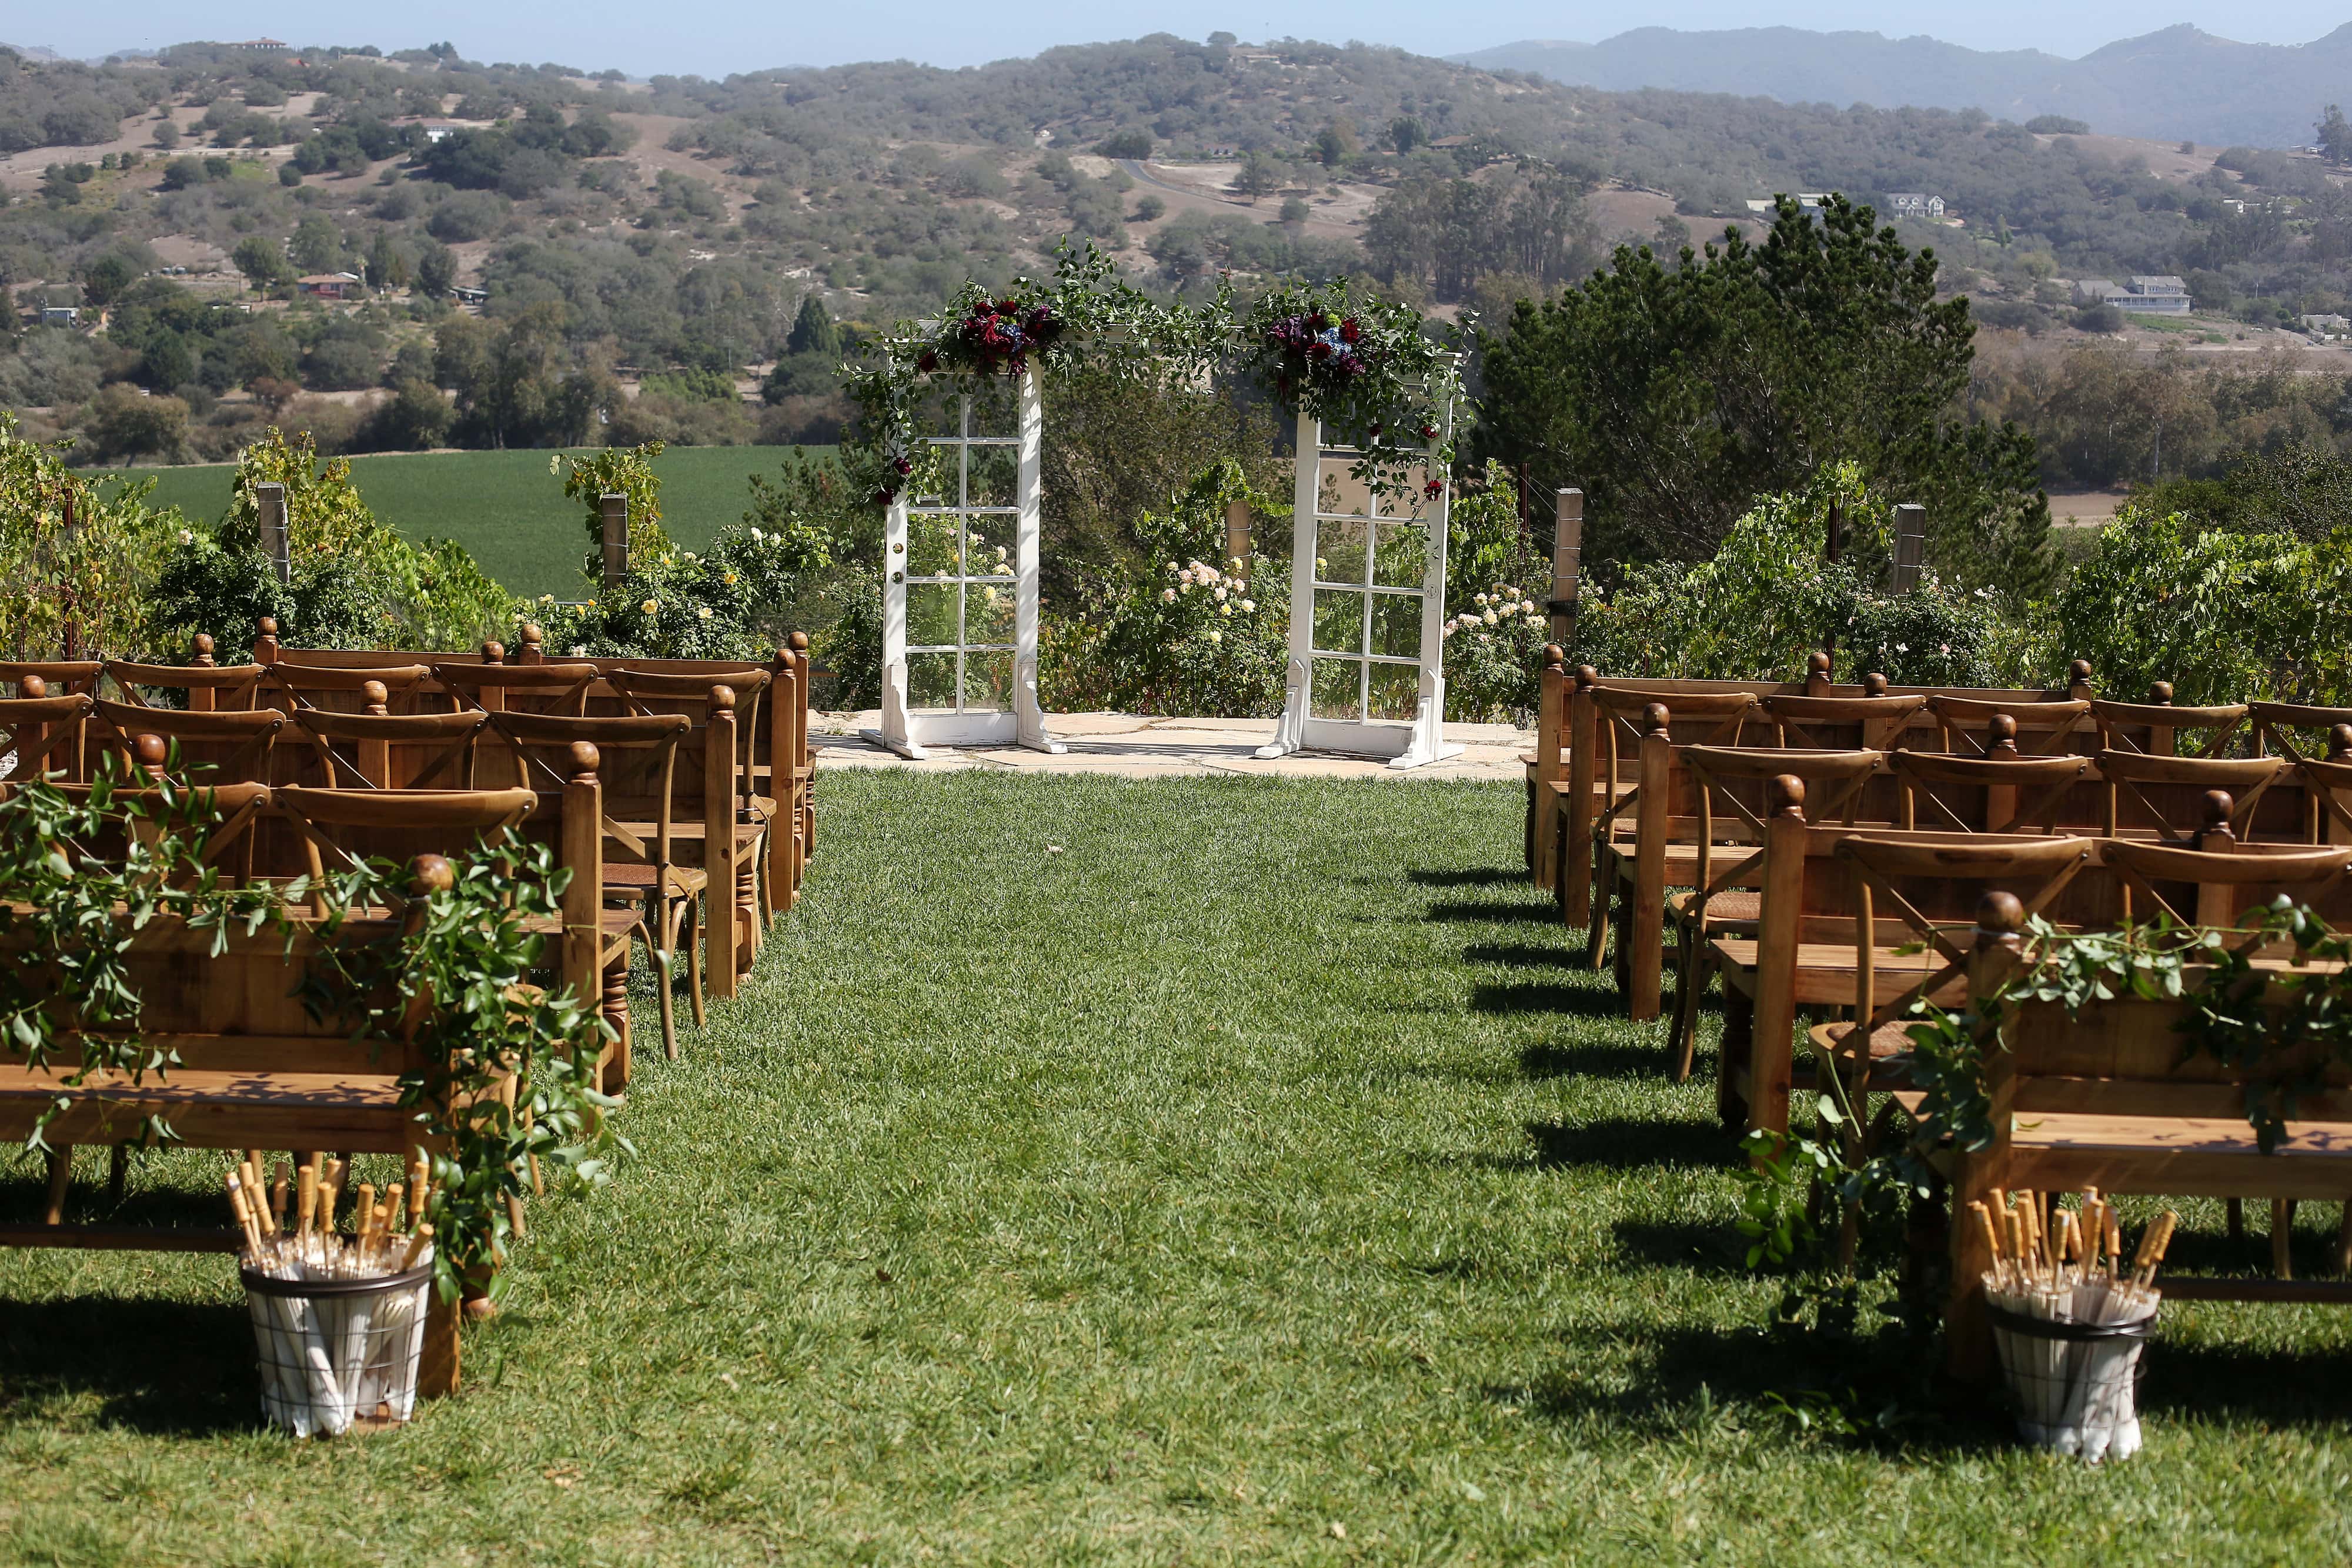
left=99, top=447, right=834, bottom=600
left=4, top=772, right=2351, bottom=1563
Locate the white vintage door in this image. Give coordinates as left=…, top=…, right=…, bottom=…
left=870, top=368, right=1063, bottom=758
left=1258, top=408, right=1461, bottom=768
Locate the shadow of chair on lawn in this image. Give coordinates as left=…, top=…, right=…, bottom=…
left=0, top=1295, right=254, bottom=1436
left=1525, top=1116, right=1738, bottom=1172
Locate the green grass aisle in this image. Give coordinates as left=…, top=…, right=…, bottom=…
left=4, top=773, right=2351, bottom=1563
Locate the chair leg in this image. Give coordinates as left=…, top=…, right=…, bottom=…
left=650, top=905, right=679, bottom=1061
left=685, top=898, right=706, bottom=1028
left=43, top=1146, right=72, bottom=1225
left=106, top=1144, right=128, bottom=1206
left=1672, top=928, right=1709, bottom=1085
left=1584, top=853, right=1612, bottom=969
left=2337, top=1203, right=2351, bottom=1276
left=2227, top=1197, right=2245, bottom=1246
left=2273, top=1198, right=2296, bottom=1281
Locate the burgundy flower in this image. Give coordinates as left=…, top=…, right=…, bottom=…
left=1369, top=424, right=1383, bottom=437
left=1424, top=479, right=1444, bottom=497
left=1418, top=423, right=1437, bottom=440
left=1338, top=317, right=1361, bottom=343
left=994, top=298, right=1020, bottom=316
left=874, top=486, right=897, bottom=506
left=1308, top=340, right=1333, bottom=360
left=894, top=456, right=913, bottom=476
left=1308, top=311, right=1329, bottom=330
left=916, top=349, right=939, bottom=373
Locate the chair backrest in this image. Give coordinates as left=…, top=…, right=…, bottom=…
left=481, top=710, right=690, bottom=881
left=1890, top=716, right=2096, bottom=834
left=101, top=640, right=263, bottom=712
left=262, top=660, right=433, bottom=718
left=2103, top=823, right=2352, bottom=934
left=1760, top=686, right=1926, bottom=752
left=2093, top=749, right=2290, bottom=844
left=1833, top=830, right=2100, bottom=1038
left=2251, top=700, right=2352, bottom=764
left=0, top=679, right=95, bottom=789
left=91, top=697, right=283, bottom=785
left=2092, top=683, right=2249, bottom=757
left=1925, top=694, right=2092, bottom=757
left=287, top=693, right=488, bottom=790
left=0, top=660, right=101, bottom=700
left=272, top=783, right=538, bottom=881
left=435, top=661, right=601, bottom=720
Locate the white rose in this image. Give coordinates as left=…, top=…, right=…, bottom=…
left=1483, top=610, right=1498, bottom=626
left=1239, top=599, right=1255, bottom=613
left=1220, top=601, right=1234, bottom=617
left=1214, top=586, right=1228, bottom=602
left=1162, top=587, right=1177, bottom=603
left=1205, top=629, right=1221, bottom=644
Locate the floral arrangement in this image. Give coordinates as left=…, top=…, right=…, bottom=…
left=844, top=240, right=1225, bottom=510
left=1240, top=278, right=1462, bottom=474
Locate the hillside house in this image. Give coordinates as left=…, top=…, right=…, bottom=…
left=39, top=306, right=79, bottom=327
left=2072, top=276, right=2192, bottom=315
left=2303, top=313, right=2351, bottom=337
left=296, top=273, right=362, bottom=300
left=1885, top=192, right=1945, bottom=219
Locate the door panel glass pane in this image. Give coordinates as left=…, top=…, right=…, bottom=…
left=963, top=650, right=1014, bottom=713
left=1310, top=657, right=1362, bottom=721
left=1312, top=589, right=1364, bottom=655
left=1374, top=523, right=1428, bottom=589
left=908, top=514, right=957, bottom=576
left=968, top=532, right=1014, bottom=578
left=967, top=446, right=1018, bottom=508
left=907, top=584, right=958, bottom=648
left=1317, top=462, right=1373, bottom=519
left=967, top=385, right=1020, bottom=438
left=1368, top=663, right=1420, bottom=722
left=964, top=580, right=1015, bottom=647
left=1315, top=520, right=1368, bottom=586
left=907, top=651, right=960, bottom=712
left=1368, top=591, right=1422, bottom=660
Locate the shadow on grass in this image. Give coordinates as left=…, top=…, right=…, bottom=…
left=1407, top=867, right=1528, bottom=888
left=0, top=1296, right=253, bottom=1436
left=0, top=1171, right=229, bottom=1233
left=1526, top=1116, right=1738, bottom=1171
left=1610, top=1219, right=1752, bottom=1276
left=2143, top=1340, right=2352, bottom=1425
left=1519, top=1042, right=1681, bottom=1081
left=1470, top=981, right=1624, bottom=1019
left=1425, top=900, right=1556, bottom=927
left=1460, top=940, right=1581, bottom=971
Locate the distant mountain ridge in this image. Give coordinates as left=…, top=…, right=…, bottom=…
left=1457, top=24, right=2352, bottom=148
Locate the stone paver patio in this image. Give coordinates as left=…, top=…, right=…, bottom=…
left=811, top=711, right=1534, bottom=780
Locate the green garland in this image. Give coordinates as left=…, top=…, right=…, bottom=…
left=843, top=240, right=1225, bottom=508
left=0, top=761, right=616, bottom=1305
left=841, top=244, right=1462, bottom=510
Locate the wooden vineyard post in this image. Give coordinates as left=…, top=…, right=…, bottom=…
left=1225, top=497, right=1251, bottom=572
left=1547, top=488, right=1583, bottom=648
left=255, top=483, right=291, bottom=589
left=1562, top=666, right=1599, bottom=925
left=599, top=494, right=629, bottom=588
left=1890, top=503, right=1926, bottom=593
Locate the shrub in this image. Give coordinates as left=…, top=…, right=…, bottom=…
left=1042, top=461, right=1288, bottom=717
left=0, top=412, right=185, bottom=660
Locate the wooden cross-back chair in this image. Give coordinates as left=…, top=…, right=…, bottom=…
left=2092, top=682, right=2250, bottom=758
left=1805, top=831, right=2099, bottom=1261
left=1583, top=693, right=1765, bottom=1019
left=1925, top=693, right=2092, bottom=757
left=484, top=710, right=697, bottom=1062
left=1890, top=716, right=2095, bottom=835
left=99, top=651, right=263, bottom=713
left=2251, top=700, right=2352, bottom=767
left=90, top=698, right=285, bottom=786
left=286, top=686, right=487, bottom=791
left=48, top=734, right=275, bottom=888
left=0, top=679, right=95, bottom=794
left=1707, top=773, right=2114, bottom=1139
left=1, top=659, right=101, bottom=699
left=601, top=668, right=774, bottom=976
left=1759, top=681, right=1925, bottom=753
left=2102, top=791, right=2352, bottom=933
left=1664, top=744, right=1885, bottom=1082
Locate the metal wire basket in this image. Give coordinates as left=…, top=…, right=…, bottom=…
left=242, top=1261, right=433, bottom=1437
left=1987, top=1298, right=2156, bottom=1462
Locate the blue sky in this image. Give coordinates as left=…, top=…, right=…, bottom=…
left=12, top=2, right=2350, bottom=78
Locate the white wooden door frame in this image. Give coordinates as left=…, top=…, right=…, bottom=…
left=867, top=367, right=1064, bottom=759
left=1257, top=407, right=1461, bottom=769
